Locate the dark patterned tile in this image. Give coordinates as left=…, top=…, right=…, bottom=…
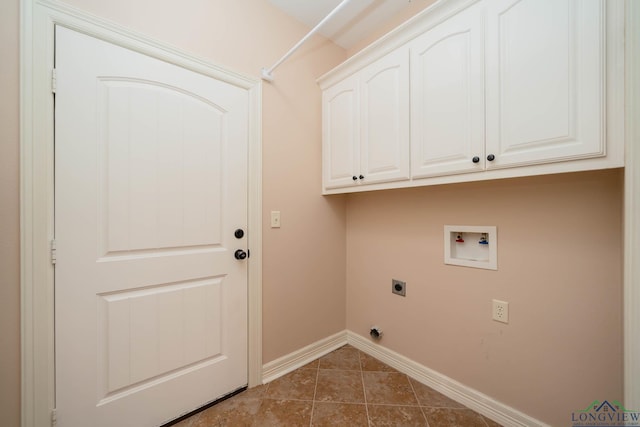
left=315, top=369, right=365, bottom=403
left=311, top=402, right=368, bottom=426
left=367, top=404, right=428, bottom=426
left=265, top=368, right=317, bottom=400
left=318, top=346, right=361, bottom=371
left=359, top=352, right=397, bottom=372
left=409, top=379, right=465, bottom=408
left=422, top=407, right=487, bottom=427
left=190, top=397, right=261, bottom=427
left=253, top=399, right=313, bottom=426
left=236, top=384, right=269, bottom=400
left=164, top=346, right=500, bottom=427
left=363, top=371, right=418, bottom=406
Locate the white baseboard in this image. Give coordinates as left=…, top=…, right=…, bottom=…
left=346, top=331, right=549, bottom=427
left=261, top=330, right=348, bottom=383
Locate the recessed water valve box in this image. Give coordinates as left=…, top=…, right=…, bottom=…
left=444, top=225, right=497, bottom=270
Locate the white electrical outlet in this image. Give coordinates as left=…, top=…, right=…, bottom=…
left=492, top=299, right=509, bottom=324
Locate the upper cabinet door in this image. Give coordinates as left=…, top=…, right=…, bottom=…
left=322, top=75, right=360, bottom=190
left=359, top=48, right=410, bottom=184
left=409, top=3, right=485, bottom=179
left=485, top=0, right=605, bottom=169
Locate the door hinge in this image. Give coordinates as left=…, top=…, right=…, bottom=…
left=50, top=239, right=57, bottom=265
left=51, top=408, right=57, bottom=427
left=51, top=68, right=57, bottom=94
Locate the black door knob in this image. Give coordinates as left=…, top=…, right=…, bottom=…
left=359, top=175, right=364, bottom=180
left=352, top=176, right=358, bottom=181
left=234, top=249, right=247, bottom=260
left=472, top=156, right=480, bottom=163
left=234, top=229, right=245, bottom=239
left=487, top=154, right=495, bottom=161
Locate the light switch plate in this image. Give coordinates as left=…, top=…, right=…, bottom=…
left=270, top=211, right=281, bottom=228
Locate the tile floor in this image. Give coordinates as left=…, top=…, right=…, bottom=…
left=172, top=345, right=502, bottom=427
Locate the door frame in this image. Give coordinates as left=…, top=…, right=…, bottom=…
left=20, top=1, right=263, bottom=426
left=624, top=0, right=640, bottom=410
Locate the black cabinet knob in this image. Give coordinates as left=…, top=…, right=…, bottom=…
left=359, top=175, right=364, bottom=180
left=487, top=154, right=495, bottom=161
left=234, top=249, right=247, bottom=260
left=234, top=229, right=245, bottom=239
left=352, top=176, right=358, bottom=181
left=472, top=156, right=480, bottom=163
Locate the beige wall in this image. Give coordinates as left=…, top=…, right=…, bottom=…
left=346, top=169, right=623, bottom=426
left=1, top=1, right=347, bottom=425
left=0, top=0, right=22, bottom=425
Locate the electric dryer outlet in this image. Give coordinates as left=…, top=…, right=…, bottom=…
left=392, top=279, right=406, bottom=296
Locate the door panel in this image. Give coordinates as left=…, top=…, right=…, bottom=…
left=322, top=76, right=360, bottom=189
left=410, top=3, right=484, bottom=178
left=55, top=26, right=248, bottom=427
left=100, top=79, right=225, bottom=253
left=360, top=48, right=410, bottom=184
left=485, top=0, right=605, bottom=168
left=98, top=277, right=223, bottom=396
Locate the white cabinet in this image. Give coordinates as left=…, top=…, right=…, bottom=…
left=411, top=0, right=606, bottom=178
left=484, top=0, right=606, bottom=169
left=318, top=0, right=623, bottom=194
left=322, top=48, right=410, bottom=190
left=410, top=3, right=485, bottom=179
left=322, top=75, right=360, bottom=189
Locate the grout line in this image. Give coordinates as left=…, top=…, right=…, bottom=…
left=309, top=359, right=320, bottom=427
left=317, top=368, right=362, bottom=372
left=357, top=350, right=372, bottom=427
left=361, top=402, right=423, bottom=408
left=407, top=375, right=431, bottom=427
left=261, top=397, right=316, bottom=403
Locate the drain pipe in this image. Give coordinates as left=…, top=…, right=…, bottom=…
left=261, top=0, right=352, bottom=82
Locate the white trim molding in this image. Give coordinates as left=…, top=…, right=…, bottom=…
left=262, top=331, right=348, bottom=384
left=624, top=0, right=640, bottom=411
left=20, top=1, right=263, bottom=426
left=346, top=331, right=549, bottom=427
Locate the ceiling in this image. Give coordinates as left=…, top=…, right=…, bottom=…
left=266, top=0, right=413, bottom=50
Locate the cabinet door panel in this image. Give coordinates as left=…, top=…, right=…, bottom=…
left=323, top=76, right=360, bottom=189
left=360, top=48, right=410, bottom=184
left=485, top=0, right=605, bottom=169
left=410, top=4, right=485, bottom=178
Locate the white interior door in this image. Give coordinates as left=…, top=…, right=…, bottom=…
left=54, top=26, right=249, bottom=427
